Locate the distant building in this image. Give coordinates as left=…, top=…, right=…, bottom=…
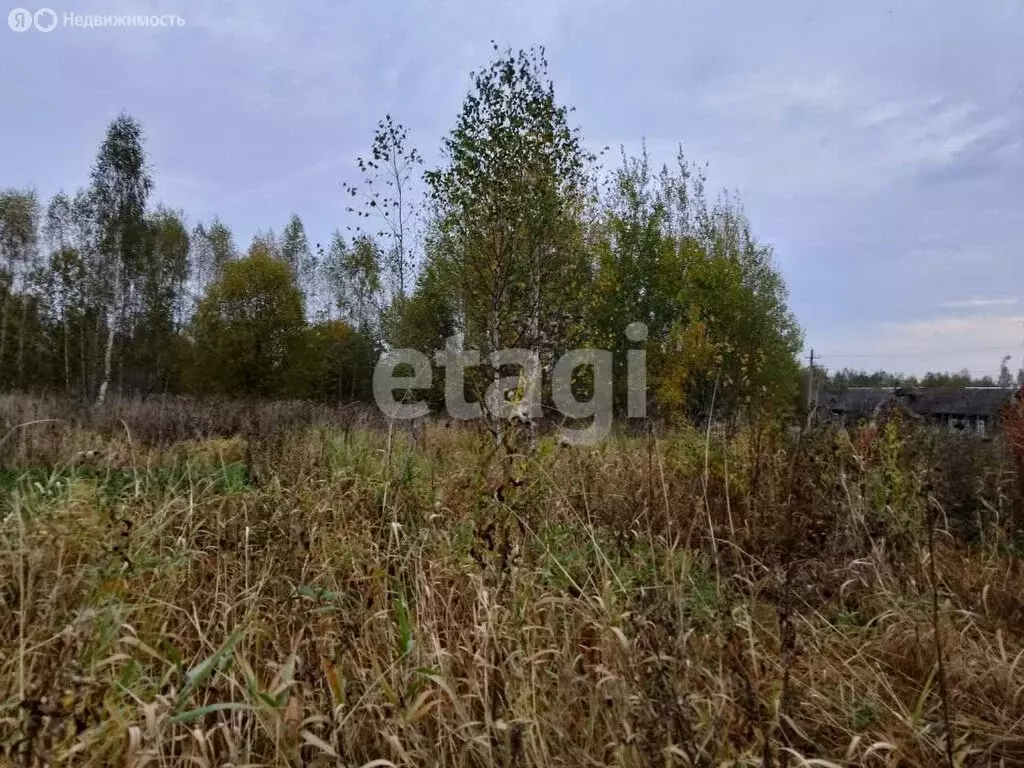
left=823, top=386, right=1019, bottom=436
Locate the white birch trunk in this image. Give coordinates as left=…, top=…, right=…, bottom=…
left=96, top=259, right=120, bottom=407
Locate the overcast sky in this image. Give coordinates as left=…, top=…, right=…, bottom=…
left=4, top=0, right=1023, bottom=377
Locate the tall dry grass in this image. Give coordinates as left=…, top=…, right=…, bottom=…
left=1, top=398, right=1023, bottom=766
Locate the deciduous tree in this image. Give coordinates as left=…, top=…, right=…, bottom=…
left=425, top=44, right=592, bottom=420
left=90, top=113, right=152, bottom=405
left=190, top=246, right=307, bottom=398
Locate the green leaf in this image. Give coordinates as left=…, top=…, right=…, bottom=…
left=170, top=701, right=253, bottom=724
left=176, top=624, right=246, bottom=708
left=394, top=596, right=414, bottom=656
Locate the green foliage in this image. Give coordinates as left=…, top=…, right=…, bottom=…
left=385, top=262, right=457, bottom=406
left=90, top=113, right=152, bottom=280
left=303, top=318, right=379, bottom=402
left=189, top=248, right=307, bottom=398
left=122, top=208, right=190, bottom=393
left=424, top=44, right=591, bottom=362
left=280, top=213, right=316, bottom=304
left=90, top=113, right=154, bottom=405
left=190, top=217, right=237, bottom=304
left=0, top=188, right=42, bottom=390
left=823, top=367, right=1011, bottom=391
left=588, top=147, right=803, bottom=423
left=321, top=232, right=382, bottom=333
left=5, top=55, right=815, bottom=425
left=387, top=262, right=456, bottom=354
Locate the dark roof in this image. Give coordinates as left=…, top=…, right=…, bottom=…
left=825, top=387, right=1016, bottom=420
left=905, top=387, right=1015, bottom=417
left=823, top=388, right=891, bottom=418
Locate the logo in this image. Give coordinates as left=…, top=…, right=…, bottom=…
left=8, top=6, right=56, bottom=31
left=8, top=7, right=32, bottom=30
left=7, top=9, right=186, bottom=30
left=33, top=7, right=55, bottom=31
left=372, top=323, right=649, bottom=445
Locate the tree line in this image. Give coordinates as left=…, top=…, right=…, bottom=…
left=0, top=45, right=805, bottom=424
left=820, top=361, right=1024, bottom=393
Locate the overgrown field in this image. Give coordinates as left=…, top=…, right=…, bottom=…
left=2, top=410, right=1024, bottom=766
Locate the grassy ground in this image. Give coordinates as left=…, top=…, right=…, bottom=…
left=2, top=417, right=1023, bottom=766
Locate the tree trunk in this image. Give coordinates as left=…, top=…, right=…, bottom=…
left=80, top=312, right=90, bottom=401
left=525, top=243, right=543, bottom=448
left=96, top=264, right=121, bottom=407
left=338, top=343, right=346, bottom=403
left=16, top=297, right=29, bottom=390
left=116, top=292, right=130, bottom=398
left=90, top=305, right=104, bottom=400
left=63, top=315, right=71, bottom=395
left=96, top=312, right=115, bottom=406
left=0, top=289, right=9, bottom=390
left=489, top=295, right=503, bottom=447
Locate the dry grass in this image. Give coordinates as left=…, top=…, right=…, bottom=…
left=2, top=401, right=1023, bottom=766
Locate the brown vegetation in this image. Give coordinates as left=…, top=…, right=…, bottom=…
left=1, top=396, right=1022, bottom=766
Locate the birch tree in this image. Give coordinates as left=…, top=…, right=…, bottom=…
left=281, top=213, right=317, bottom=314
left=344, top=115, right=423, bottom=303
left=89, top=114, right=152, bottom=405
left=424, top=44, right=591, bottom=424
left=0, top=189, right=40, bottom=390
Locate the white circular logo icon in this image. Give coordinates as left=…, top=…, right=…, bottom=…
left=8, top=7, right=33, bottom=31
left=34, top=8, right=57, bottom=31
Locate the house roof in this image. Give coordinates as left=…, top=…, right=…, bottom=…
left=823, top=388, right=891, bottom=418
left=824, top=386, right=1016, bottom=420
